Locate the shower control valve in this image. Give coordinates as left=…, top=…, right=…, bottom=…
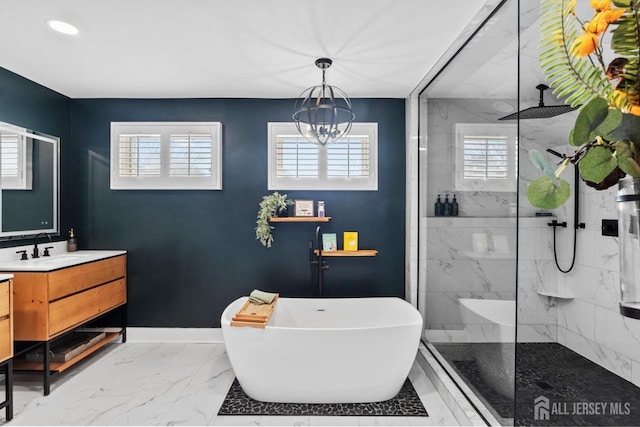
left=547, top=220, right=567, bottom=228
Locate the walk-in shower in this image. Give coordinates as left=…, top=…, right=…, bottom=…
left=416, top=0, right=640, bottom=425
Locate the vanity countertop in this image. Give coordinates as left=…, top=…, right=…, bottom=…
left=0, top=250, right=127, bottom=272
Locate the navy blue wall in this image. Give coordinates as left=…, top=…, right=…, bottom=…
left=0, top=66, right=406, bottom=327
left=0, top=67, right=72, bottom=247
left=71, top=98, right=406, bottom=327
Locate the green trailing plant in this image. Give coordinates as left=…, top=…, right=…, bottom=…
left=255, top=192, right=293, bottom=248
left=528, top=0, right=640, bottom=209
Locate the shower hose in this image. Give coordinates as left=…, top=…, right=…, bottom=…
left=550, top=221, right=577, bottom=273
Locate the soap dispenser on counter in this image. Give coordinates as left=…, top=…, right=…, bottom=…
left=67, top=228, right=78, bottom=252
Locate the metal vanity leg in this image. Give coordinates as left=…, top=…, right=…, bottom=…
left=5, top=359, right=13, bottom=421
left=43, top=341, right=50, bottom=395
left=122, top=305, right=127, bottom=343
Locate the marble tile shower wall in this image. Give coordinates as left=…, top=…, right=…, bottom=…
left=425, top=98, right=537, bottom=218
left=555, top=184, right=640, bottom=388
left=423, top=98, right=557, bottom=343
left=425, top=217, right=556, bottom=342
left=423, top=97, right=640, bottom=385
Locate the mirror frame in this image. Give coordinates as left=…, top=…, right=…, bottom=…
left=0, top=121, right=59, bottom=240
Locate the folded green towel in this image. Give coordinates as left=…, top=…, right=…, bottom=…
left=249, top=289, right=277, bottom=305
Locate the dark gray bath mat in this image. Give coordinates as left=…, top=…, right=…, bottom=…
left=218, top=378, right=428, bottom=416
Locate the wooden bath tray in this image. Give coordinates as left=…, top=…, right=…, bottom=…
left=230, top=294, right=279, bottom=328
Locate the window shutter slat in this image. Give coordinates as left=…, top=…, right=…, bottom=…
left=170, top=134, right=213, bottom=177
left=463, top=135, right=509, bottom=180
left=275, top=137, right=319, bottom=178
left=327, top=137, right=370, bottom=178
left=0, top=133, right=20, bottom=178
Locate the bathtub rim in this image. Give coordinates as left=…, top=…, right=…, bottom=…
left=221, top=296, right=423, bottom=332
left=458, top=297, right=515, bottom=328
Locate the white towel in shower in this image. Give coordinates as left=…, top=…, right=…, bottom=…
left=249, top=289, right=278, bottom=305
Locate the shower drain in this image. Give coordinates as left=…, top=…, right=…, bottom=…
left=535, top=381, right=554, bottom=391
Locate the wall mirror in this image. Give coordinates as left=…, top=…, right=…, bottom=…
left=0, top=121, right=59, bottom=239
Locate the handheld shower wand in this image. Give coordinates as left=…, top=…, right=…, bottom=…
left=545, top=148, right=586, bottom=273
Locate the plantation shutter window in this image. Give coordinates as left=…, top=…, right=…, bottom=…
left=327, top=136, right=370, bottom=178
left=275, top=136, right=319, bottom=178
left=462, top=135, right=509, bottom=180
left=454, top=123, right=517, bottom=192
left=0, top=124, right=33, bottom=190
left=268, top=122, right=378, bottom=191
left=118, top=134, right=162, bottom=177
left=110, top=122, right=222, bottom=190
left=169, top=134, right=213, bottom=177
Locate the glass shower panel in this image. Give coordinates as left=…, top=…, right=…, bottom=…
left=417, top=1, right=518, bottom=424
left=515, top=0, right=640, bottom=425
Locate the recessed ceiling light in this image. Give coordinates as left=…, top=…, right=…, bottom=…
left=47, top=19, right=79, bottom=35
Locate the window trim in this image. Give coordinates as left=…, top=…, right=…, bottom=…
left=454, top=123, right=517, bottom=192
left=110, top=122, right=222, bottom=190
left=267, top=122, right=378, bottom=191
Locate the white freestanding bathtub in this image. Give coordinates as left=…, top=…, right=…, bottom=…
left=458, top=298, right=515, bottom=343
left=458, top=298, right=515, bottom=397
left=221, top=297, right=423, bottom=403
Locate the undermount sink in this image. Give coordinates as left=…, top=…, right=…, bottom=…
left=25, top=254, right=87, bottom=264
left=29, top=253, right=90, bottom=262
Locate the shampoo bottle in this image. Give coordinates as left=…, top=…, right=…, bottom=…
left=434, top=195, right=443, bottom=216
left=443, top=194, right=452, bottom=216
left=67, top=228, right=78, bottom=252
left=452, top=195, right=459, bottom=216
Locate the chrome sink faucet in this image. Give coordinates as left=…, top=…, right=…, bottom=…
left=32, top=232, right=51, bottom=258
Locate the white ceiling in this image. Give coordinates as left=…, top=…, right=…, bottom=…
left=1, top=0, right=490, bottom=99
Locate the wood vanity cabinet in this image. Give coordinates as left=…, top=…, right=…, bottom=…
left=0, top=277, right=13, bottom=421
left=13, top=255, right=126, bottom=341
left=0, top=279, right=12, bottom=362
left=10, top=254, right=127, bottom=395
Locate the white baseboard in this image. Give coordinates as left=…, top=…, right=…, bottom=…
left=126, top=327, right=224, bottom=343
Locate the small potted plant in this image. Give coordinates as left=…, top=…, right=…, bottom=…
left=255, top=192, right=293, bottom=247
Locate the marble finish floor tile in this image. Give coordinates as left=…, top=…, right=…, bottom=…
left=1, top=342, right=459, bottom=426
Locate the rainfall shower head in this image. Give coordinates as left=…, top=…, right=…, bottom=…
left=499, top=84, right=579, bottom=120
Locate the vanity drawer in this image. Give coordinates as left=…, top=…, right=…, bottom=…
left=0, top=317, right=12, bottom=362
left=48, top=255, right=126, bottom=301
left=0, top=280, right=9, bottom=318
left=49, top=278, right=126, bottom=337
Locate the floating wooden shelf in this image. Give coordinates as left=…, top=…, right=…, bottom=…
left=270, top=216, right=331, bottom=223
left=14, top=331, right=122, bottom=373
left=314, top=249, right=378, bottom=257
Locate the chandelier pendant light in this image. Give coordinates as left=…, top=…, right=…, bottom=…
left=292, top=58, right=355, bottom=145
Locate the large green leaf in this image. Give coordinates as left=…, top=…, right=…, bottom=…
left=593, top=108, right=623, bottom=140
left=529, top=149, right=560, bottom=186
left=578, top=145, right=618, bottom=183
left=610, top=113, right=640, bottom=141
left=527, top=176, right=571, bottom=209
left=615, top=140, right=640, bottom=176
left=570, top=97, right=610, bottom=146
